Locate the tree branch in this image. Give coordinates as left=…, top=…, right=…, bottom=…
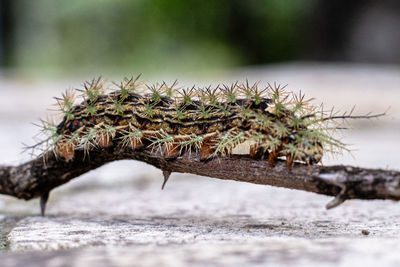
left=1, top=146, right=400, bottom=214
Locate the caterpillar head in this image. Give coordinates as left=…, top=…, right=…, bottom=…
left=296, top=136, right=324, bottom=165
left=282, top=132, right=324, bottom=165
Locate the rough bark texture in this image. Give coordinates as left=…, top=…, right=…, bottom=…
left=1, top=146, right=400, bottom=209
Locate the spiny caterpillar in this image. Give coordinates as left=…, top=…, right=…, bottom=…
left=31, top=76, right=382, bottom=168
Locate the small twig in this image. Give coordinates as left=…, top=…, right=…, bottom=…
left=40, top=191, right=50, bottom=216
left=0, top=146, right=399, bottom=215
left=161, top=170, right=171, bottom=190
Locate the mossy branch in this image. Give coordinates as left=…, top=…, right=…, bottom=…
left=0, top=146, right=399, bottom=215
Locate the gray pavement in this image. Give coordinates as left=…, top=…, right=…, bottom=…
left=0, top=63, right=400, bottom=266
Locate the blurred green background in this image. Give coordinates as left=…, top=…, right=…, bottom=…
left=0, top=0, right=399, bottom=76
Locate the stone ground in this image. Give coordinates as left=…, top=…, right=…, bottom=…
left=0, top=63, right=400, bottom=266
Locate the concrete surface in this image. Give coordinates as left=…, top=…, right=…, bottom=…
left=0, top=63, right=400, bottom=266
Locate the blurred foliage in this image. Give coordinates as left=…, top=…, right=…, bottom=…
left=9, top=0, right=312, bottom=75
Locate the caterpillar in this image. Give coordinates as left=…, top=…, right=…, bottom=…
left=30, top=76, right=383, bottom=168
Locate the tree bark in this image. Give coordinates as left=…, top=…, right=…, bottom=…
left=1, top=146, right=400, bottom=211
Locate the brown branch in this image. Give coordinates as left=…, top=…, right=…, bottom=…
left=1, top=146, right=400, bottom=215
